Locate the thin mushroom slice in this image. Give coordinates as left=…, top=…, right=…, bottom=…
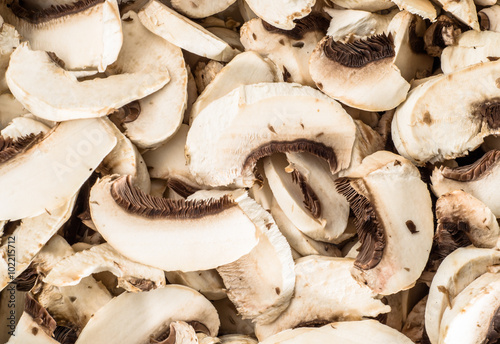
left=171, top=0, right=237, bottom=18
left=479, top=5, right=500, bottom=32
left=334, top=151, right=434, bottom=295
left=219, top=335, right=257, bottom=344
left=6, top=42, right=170, bottom=121
left=165, top=270, right=226, bottom=301
left=1, top=117, right=50, bottom=140
left=90, top=175, right=260, bottom=271
left=430, top=150, right=500, bottom=217
left=0, top=21, right=20, bottom=94
left=244, top=0, right=315, bottom=30
left=155, top=321, right=199, bottom=344
left=76, top=285, right=220, bottom=344
left=390, top=0, right=437, bottom=21
left=434, top=0, right=479, bottom=30
left=0, top=0, right=122, bottom=73
left=425, top=247, right=500, bottom=344
left=254, top=256, right=390, bottom=341
left=309, top=33, right=411, bottom=111
left=0, top=118, right=116, bottom=221
left=138, top=0, right=239, bottom=62
left=392, top=61, right=500, bottom=165
left=329, top=0, right=395, bottom=11
left=186, top=82, right=357, bottom=188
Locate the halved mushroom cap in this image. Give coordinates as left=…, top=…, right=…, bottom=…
left=401, top=295, right=427, bottom=343
left=259, top=320, right=414, bottom=344
left=390, top=0, right=437, bottom=21
left=438, top=272, right=500, bottom=344
left=165, top=270, right=226, bottom=301
left=309, top=34, right=411, bottom=111
left=186, top=82, right=357, bottom=187
left=434, top=0, right=479, bottom=30
left=6, top=42, right=170, bottom=121
left=255, top=256, right=390, bottom=340
left=171, top=0, right=237, bottom=18
left=0, top=118, right=116, bottom=220
left=425, top=246, right=500, bottom=344
left=335, top=151, right=433, bottom=295
left=76, top=285, right=220, bottom=344
left=0, top=21, right=20, bottom=93
left=329, top=0, right=395, bottom=11
left=219, top=335, right=257, bottom=344
left=90, top=175, right=261, bottom=271
left=0, top=93, right=28, bottom=130
left=391, top=61, right=500, bottom=165
left=479, top=5, right=500, bottom=32
left=240, top=16, right=328, bottom=87
left=430, top=150, right=500, bottom=217
left=189, top=51, right=277, bottom=124
left=441, top=30, right=500, bottom=74
left=244, top=0, right=314, bottom=30
left=423, top=15, right=461, bottom=57
left=138, top=0, right=239, bottom=62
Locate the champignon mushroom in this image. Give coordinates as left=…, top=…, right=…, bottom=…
left=390, top=0, right=437, bottom=21
left=171, top=0, right=237, bottom=18
left=328, top=0, right=395, bottom=12
left=434, top=0, right=479, bottom=30
left=165, top=270, right=226, bottom=301
left=193, top=61, right=225, bottom=94
left=423, top=15, right=462, bottom=57
left=244, top=0, right=315, bottom=30
left=479, top=5, right=500, bottom=32
left=219, top=335, right=257, bottom=343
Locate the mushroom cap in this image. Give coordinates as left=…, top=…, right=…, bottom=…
left=244, top=0, right=315, bottom=30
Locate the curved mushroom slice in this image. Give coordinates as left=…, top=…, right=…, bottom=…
left=434, top=0, right=479, bottom=30
left=76, top=285, right=220, bottom=344
left=334, top=151, right=434, bottom=295
left=479, top=5, right=500, bottom=32
left=425, top=247, right=500, bottom=344
left=310, top=34, right=410, bottom=111
left=0, top=22, right=20, bottom=93
left=0, top=118, right=116, bottom=221
left=212, top=298, right=255, bottom=336
left=248, top=161, right=274, bottom=211
left=423, top=15, right=461, bottom=57
left=186, top=82, right=357, bottom=187
left=392, top=61, right=500, bottom=165
left=1, top=116, right=50, bottom=140
left=402, top=295, right=427, bottom=343
left=430, top=150, right=500, bottom=217
left=0, top=94, right=28, bottom=130
left=244, top=0, right=314, bottom=30
left=438, top=272, right=500, bottom=344
left=390, top=0, right=437, bottom=21
left=165, top=270, right=226, bottom=301
left=329, top=0, right=395, bottom=11
left=171, top=0, right=237, bottom=18
left=255, top=256, right=390, bottom=340
left=219, top=335, right=257, bottom=343
left=6, top=42, right=170, bottom=122
left=138, top=0, right=239, bottom=62
left=90, top=175, right=260, bottom=271
left=189, top=51, right=277, bottom=124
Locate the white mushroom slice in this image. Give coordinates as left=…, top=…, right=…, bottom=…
left=244, top=0, right=314, bottom=30
left=186, top=82, right=357, bottom=187
left=391, top=0, right=437, bottom=21
left=479, top=5, right=500, bottom=32
left=76, top=285, right=220, bottom=344
left=171, top=0, right=237, bottom=18
left=401, top=295, right=427, bottom=343
left=310, top=34, right=410, bottom=111
left=441, top=30, right=500, bottom=74
left=0, top=94, right=28, bottom=130
left=439, top=272, right=500, bottom=344
left=159, top=321, right=199, bottom=344
left=255, top=256, right=390, bottom=340
left=194, top=61, right=225, bottom=94
left=6, top=42, right=170, bottom=122
left=90, top=176, right=261, bottom=271
left=434, top=0, right=479, bottom=30
left=212, top=298, right=255, bottom=336
left=0, top=22, right=20, bottom=93
left=260, top=320, right=414, bottom=344
left=219, top=335, right=257, bottom=344
left=335, top=151, right=433, bottom=295
left=329, top=0, right=395, bottom=11
left=165, top=270, right=226, bottom=300
left=0, top=118, right=116, bottom=221
left=138, top=0, right=239, bottom=62
left=240, top=16, right=328, bottom=87
left=392, top=61, right=500, bottom=164
left=425, top=247, right=500, bottom=344
left=206, top=27, right=245, bottom=52
left=430, top=150, right=500, bottom=217
left=248, top=161, right=274, bottom=211
left=189, top=51, right=277, bottom=124
left=1, top=117, right=50, bottom=139
left=476, top=0, right=496, bottom=6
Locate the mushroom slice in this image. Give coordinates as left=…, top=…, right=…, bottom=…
left=206, top=27, right=244, bottom=52
left=6, top=42, right=170, bottom=121
left=423, top=15, right=461, bottom=57
left=0, top=118, right=116, bottom=220
left=90, top=176, right=260, bottom=271
left=434, top=0, right=479, bottom=30
left=219, top=335, right=257, bottom=344
left=76, top=285, right=220, bottom=344
left=438, top=272, right=500, bottom=344
left=244, top=0, right=314, bottom=30
left=334, top=151, right=434, bottom=295
left=390, top=0, right=437, bottom=21
left=165, top=270, right=226, bottom=301
left=43, top=243, right=166, bottom=293
left=329, top=0, right=395, bottom=11
left=479, top=5, right=500, bottom=32
left=402, top=295, right=427, bottom=343
left=155, top=321, right=199, bottom=344
left=138, top=0, right=239, bottom=62
left=392, top=61, right=500, bottom=165
left=309, top=34, right=410, bottom=111
left=430, top=150, right=500, bottom=217
left=255, top=256, right=390, bottom=340
left=189, top=51, right=277, bottom=124
left=194, top=61, right=225, bottom=94
left=212, top=298, right=255, bottom=336
left=240, top=16, right=328, bottom=87
left=441, top=30, right=500, bottom=74
left=1, top=117, right=50, bottom=142
left=425, top=246, right=500, bottom=344
left=186, top=82, right=357, bottom=187
left=0, top=21, right=20, bottom=94
left=0, top=94, right=28, bottom=130
left=171, top=0, right=237, bottom=18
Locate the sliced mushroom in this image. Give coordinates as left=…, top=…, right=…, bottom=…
left=309, top=34, right=411, bottom=111
left=390, top=0, right=437, bottom=21
left=206, top=27, right=245, bottom=52
left=479, top=5, right=500, bottom=32
left=194, top=60, right=225, bottom=94
left=248, top=161, right=274, bottom=211
left=212, top=298, right=255, bottom=336
left=165, top=270, right=226, bottom=301
left=0, top=21, right=20, bottom=93
left=434, top=0, right=479, bottom=30
left=255, top=256, right=390, bottom=340
left=401, top=295, right=427, bottom=343
left=1, top=116, right=50, bottom=140
left=155, top=321, right=199, bottom=344
left=171, top=0, right=237, bottom=18
left=423, top=15, right=461, bottom=57
left=76, top=285, right=220, bottom=344
left=329, top=0, right=395, bottom=11
left=244, top=0, right=315, bottom=30
left=186, top=82, right=357, bottom=187
left=138, top=0, right=240, bottom=62
left=219, top=335, right=257, bottom=344
left=0, top=93, right=28, bottom=130
left=335, top=151, right=434, bottom=295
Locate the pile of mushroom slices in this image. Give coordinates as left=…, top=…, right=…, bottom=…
left=3, top=0, right=500, bottom=343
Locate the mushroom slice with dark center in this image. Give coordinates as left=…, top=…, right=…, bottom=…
left=434, top=0, right=479, bottom=30
left=186, top=82, right=357, bottom=187
left=309, top=33, right=410, bottom=111
left=171, top=0, right=237, bottom=19
left=334, top=151, right=433, bottom=295
left=390, top=0, right=437, bottom=21
left=75, top=285, right=219, bottom=344
left=89, top=175, right=260, bottom=271
left=254, top=256, right=390, bottom=340
left=479, top=5, right=500, bottom=32
left=430, top=150, right=500, bottom=217
left=244, top=0, right=315, bottom=30
left=392, top=62, right=500, bottom=165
